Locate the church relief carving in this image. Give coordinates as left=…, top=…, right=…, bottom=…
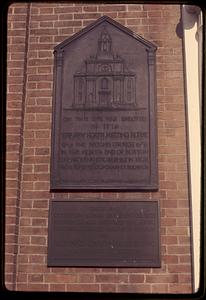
left=73, top=26, right=137, bottom=109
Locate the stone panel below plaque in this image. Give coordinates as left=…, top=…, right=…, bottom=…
left=48, top=200, right=161, bottom=267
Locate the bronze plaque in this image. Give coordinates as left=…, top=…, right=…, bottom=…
left=51, top=16, right=158, bottom=190
left=48, top=201, right=160, bottom=267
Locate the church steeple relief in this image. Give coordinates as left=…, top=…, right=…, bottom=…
left=97, top=26, right=113, bottom=59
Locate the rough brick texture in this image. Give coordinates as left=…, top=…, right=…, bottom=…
left=6, top=3, right=192, bottom=293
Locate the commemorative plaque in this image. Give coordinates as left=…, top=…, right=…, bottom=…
left=48, top=201, right=160, bottom=267
left=51, top=16, right=158, bottom=190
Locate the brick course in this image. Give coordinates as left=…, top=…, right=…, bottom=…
left=6, top=3, right=192, bottom=293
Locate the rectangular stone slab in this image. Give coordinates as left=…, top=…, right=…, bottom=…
left=48, top=200, right=161, bottom=267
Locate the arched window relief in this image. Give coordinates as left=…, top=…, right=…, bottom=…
left=78, top=78, right=83, bottom=103
left=127, top=78, right=132, bottom=90
left=78, top=78, right=83, bottom=90
left=101, top=77, right=109, bottom=90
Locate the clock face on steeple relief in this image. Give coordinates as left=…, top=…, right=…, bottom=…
left=51, top=17, right=157, bottom=190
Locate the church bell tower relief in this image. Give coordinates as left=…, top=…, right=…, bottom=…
left=97, top=26, right=113, bottom=58
left=73, top=26, right=136, bottom=109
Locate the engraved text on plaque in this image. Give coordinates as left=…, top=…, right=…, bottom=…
left=48, top=200, right=161, bottom=267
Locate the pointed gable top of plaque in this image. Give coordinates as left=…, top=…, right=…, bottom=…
left=54, top=15, right=157, bottom=52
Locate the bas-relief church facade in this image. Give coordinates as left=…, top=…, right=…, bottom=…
left=73, top=27, right=137, bottom=109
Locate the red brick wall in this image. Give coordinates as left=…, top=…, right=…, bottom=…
left=6, top=3, right=192, bottom=293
